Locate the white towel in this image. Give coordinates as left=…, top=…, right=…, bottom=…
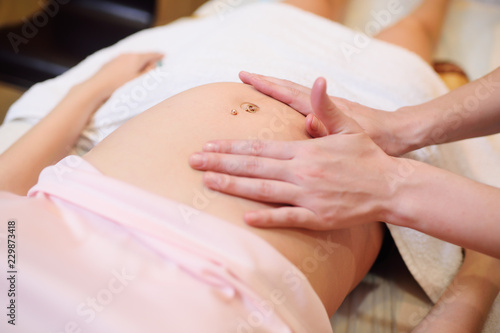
left=5, top=2, right=446, bottom=153
left=4, top=1, right=498, bottom=330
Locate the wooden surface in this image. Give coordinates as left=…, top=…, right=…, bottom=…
left=0, top=0, right=209, bottom=124
left=155, top=0, right=209, bottom=26
left=0, top=0, right=42, bottom=124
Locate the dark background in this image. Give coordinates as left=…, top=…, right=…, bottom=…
left=0, top=0, right=209, bottom=123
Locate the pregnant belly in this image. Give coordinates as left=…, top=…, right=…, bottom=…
left=84, top=82, right=310, bottom=239
left=83, top=82, right=383, bottom=315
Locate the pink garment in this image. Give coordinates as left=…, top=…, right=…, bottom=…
left=0, top=156, right=331, bottom=333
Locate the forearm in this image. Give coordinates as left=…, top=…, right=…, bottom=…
left=386, top=158, right=500, bottom=258
left=0, top=82, right=106, bottom=195
left=412, top=251, right=500, bottom=333
left=0, top=53, right=162, bottom=196
left=396, top=67, right=500, bottom=153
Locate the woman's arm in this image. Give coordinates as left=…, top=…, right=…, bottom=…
left=396, top=67, right=500, bottom=154
left=190, top=78, right=500, bottom=258
left=239, top=68, right=500, bottom=156
left=0, top=53, right=163, bottom=195
left=412, top=250, right=500, bottom=333
left=389, top=156, right=500, bottom=259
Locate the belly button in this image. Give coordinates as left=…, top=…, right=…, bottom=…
left=230, top=103, right=260, bottom=115
left=240, top=102, right=260, bottom=113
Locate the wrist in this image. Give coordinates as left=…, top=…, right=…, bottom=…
left=377, top=156, right=409, bottom=226
left=393, top=105, right=432, bottom=155
left=73, top=79, right=112, bottom=105
left=378, top=156, right=423, bottom=229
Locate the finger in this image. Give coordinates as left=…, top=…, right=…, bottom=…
left=142, top=62, right=158, bottom=73
left=311, top=78, right=364, bottom=134
left=189, top=152, right=291, bottom=181
left=240, top=72, right=311, bottom=95
left=244, top=207, right=325, bottom=230
left=239, top=72, right=313, bottom=116
left=138, top=53, right=164, bottom=73
left=139, top=52, right=164, bottom=62
left=239, top=71, right=256, bottom=85
left=202, top=172, right=300, bottom=204
left=305, top=114, right=328, bottom=138
left=201, top=140, right=296, bottom=159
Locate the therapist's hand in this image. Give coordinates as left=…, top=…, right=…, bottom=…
left=239, top=71, right=412, bottom=156
left=189, top=78, right=398, bottom=230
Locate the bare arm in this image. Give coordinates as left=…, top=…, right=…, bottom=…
left=238, top=69, right=500, bottom=156
left=396, top=67, right=500, bottom=154
left=191, top=77, right=500, bottom=258
left=0, top=82, right=106, bottom=195
left=412, top=250, right=500, bottom=333
left=0, top=53, right=163, bottom=195
left=389, top=157, right=500, bottom=259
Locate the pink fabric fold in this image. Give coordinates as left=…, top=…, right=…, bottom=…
left=0, top=156, right=331, bottom=333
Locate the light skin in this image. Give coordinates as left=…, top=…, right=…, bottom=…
left=0, top=57, right=386, bottom=316
left=190, top=71, right=500, bottom=259
left=0, top=53, right=163, bottom=196
left=81, top=80, right=385, bottom=316
left=187, top=0, right=500, bottom=329
left=413, top=249, right=500, bottom=333
left=1, top=0, right=498, bottom=331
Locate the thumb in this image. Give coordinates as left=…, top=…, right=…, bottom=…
left=305, top=114, right=329, bottom=137
left=311, top=78, right=363, bottom=134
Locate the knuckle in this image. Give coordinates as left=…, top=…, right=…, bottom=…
left=257, top=180, right=274, bottom=198
left=321, top=209, right=336, bottom=222
left=244, top=156, right=261, bottom=173
left=212, top=173, right=231, bottom=191
left=225, top=158, right=243, bottom=174
left=294, top=160, right=325, bottom=182
left=250, top=140, right=266, bottom=155
left=285, top=209, right=301, bottom=224
left=306, top=165, right=326, bottom=180
left=217, top=141, right=231, bottom=153
left=302, top=143, right=322, bottom=156
left=220, top=174, right=233, bottom=190
left=320, top=206, right=342, bottom=226
left=205, top=154, right=221, bottom=170
left=287, top=86, right=301, bottom=97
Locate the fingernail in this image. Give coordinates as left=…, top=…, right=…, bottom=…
left=203, top=142, right=218, bottom=152
left=245, top=212, right=260, bottom=225
left=189, top=153, right=205, bottom=168
left=204, top=172, right=222, bottom=189
left=310, top=116, right=320, bottom=132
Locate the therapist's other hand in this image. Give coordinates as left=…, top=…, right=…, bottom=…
left=240, top=71, right=409, bottom=156
left=189, top=78, right=397, bottom=230
left=87, top=53, right=164, bottom=102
